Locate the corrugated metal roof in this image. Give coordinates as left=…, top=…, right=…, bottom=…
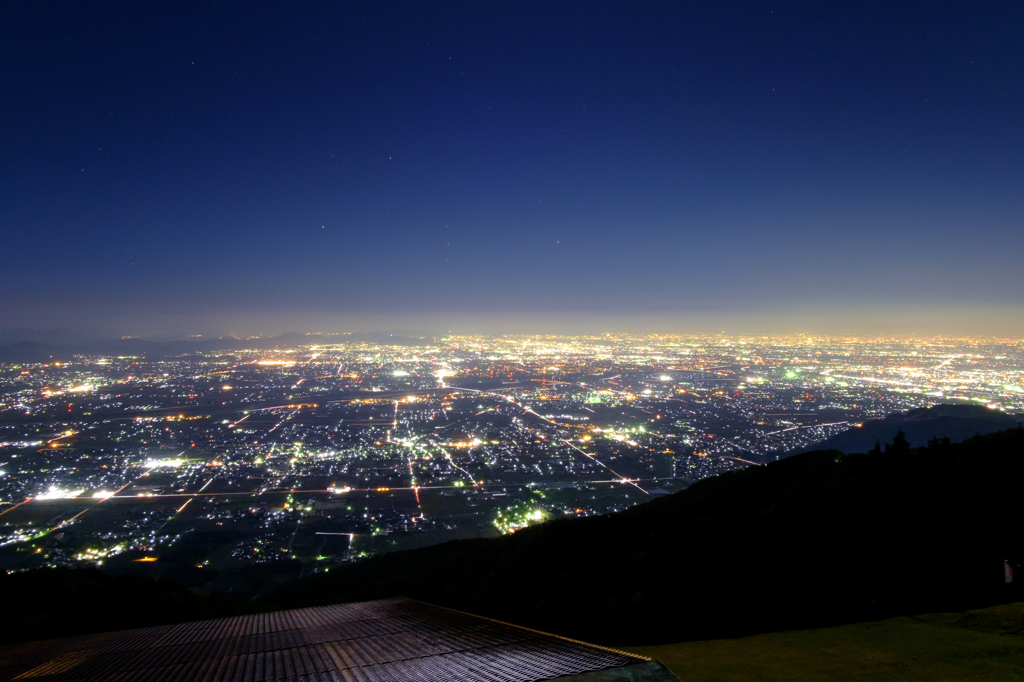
left=0, top=598, right=662, bottom=682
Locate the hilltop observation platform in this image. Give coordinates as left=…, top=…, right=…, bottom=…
left=0, top=597, right=678, bottom=682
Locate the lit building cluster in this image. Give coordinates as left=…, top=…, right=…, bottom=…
left=0, top=334, right=1020, bottom=587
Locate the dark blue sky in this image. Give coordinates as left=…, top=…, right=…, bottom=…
left=2, top=1, right=1023, bottom=337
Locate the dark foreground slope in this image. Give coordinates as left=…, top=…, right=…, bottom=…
left=274, top=428, right=1024, bottom=644
left=0, top=568, right=253, bottom=644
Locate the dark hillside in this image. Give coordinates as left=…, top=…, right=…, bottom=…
left=0, top=568, right=252, bottom=644
left=273, top=428, right=1024, bottom=644
left=787, top=404, right=1021, bottom=455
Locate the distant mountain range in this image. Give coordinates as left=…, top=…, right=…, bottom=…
left=0, top=330, right=438, bottom=362
left=786, top=403, right=1022, bottom=455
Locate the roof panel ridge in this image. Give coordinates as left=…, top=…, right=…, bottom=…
left=401, top=599, right=652, bottom=663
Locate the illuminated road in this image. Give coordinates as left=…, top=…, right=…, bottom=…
left=560, top=439, right=649, bottom=495
left=175, top=473, right=218, bottom=514
left=0, top=475, right=686, bottom=504
left=0, top=498, right=32, bottom=518
left=762, top=421, right=850, bottom=437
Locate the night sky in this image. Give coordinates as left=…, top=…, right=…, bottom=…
left=2, top=2, right=1023, bottom=337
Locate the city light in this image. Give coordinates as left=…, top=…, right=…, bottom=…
left=0, top=334, right=1019, bottom=572
left=35, top=487, right=85, bottom=500
left=144, top=458, right=185, bottom=468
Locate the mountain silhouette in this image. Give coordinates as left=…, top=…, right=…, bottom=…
left=787, top=403, right=1022, bottom=455
left=0, top=331, right=439, bottom=362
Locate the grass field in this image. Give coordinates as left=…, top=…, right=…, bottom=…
left=623, top=603, right=1024, bottom=681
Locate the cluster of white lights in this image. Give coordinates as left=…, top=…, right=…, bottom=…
left=144, top=458, right=184, bottom=468
left=35, top=486, right=85, bottom=500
